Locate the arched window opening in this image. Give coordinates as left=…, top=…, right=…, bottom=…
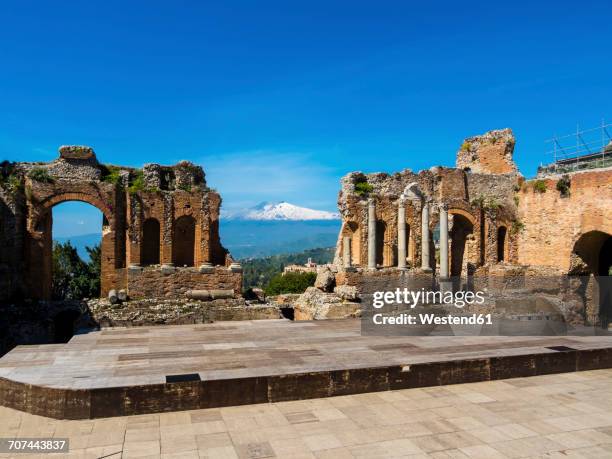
left=497, top=226, right=507, bottom=262
left=173, top=215, right=196, bottom=267
left=142, top=218, right=160, bottom=266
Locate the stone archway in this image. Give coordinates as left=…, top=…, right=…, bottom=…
left=27, top=193, right=118, bottom=300
left=173, top=215, right=196, bottom=267
left=449, top=213, right=475, bottom=277
left=571, top=231, right=612, bottom=327
left=497, top=226, right=508, bottom=262
left=141, top=218, right=161, bottom=266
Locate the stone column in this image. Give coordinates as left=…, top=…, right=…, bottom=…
left=367, top=198, right=376, bottom=269
left=421, top=202, right=432, bottom=272
left=439, top=204, right=449, bottom=279
left=343, top=236, right=352, bottom=269
left=397, top=199, right=407, bottom=270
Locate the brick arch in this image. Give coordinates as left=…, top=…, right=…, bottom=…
left=32, top=192, right=114, bottom=230
left=26, top=191, right=118, bottom=300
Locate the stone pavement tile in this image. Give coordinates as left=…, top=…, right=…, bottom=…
left=435, top=431, right=483, bottom=450
left=126, top=414, right=160, bottom=430
left=302, top=434, right=343, bottom=452
left=492, top=423, right=539, bottom=439
left=161, top=412, right=193, bottom=427
left=445, top=416, right=488, bottom=431
left=191, top=420, right=228, bottom=435
left=457, top=444, right=508, bottom=459
left=348, top=438, right=423, bottom=457
left=313, top=447, right=352, bottom=458
left=489, top=436, right=565, bottom=458
left=465, top=426, right=513, bottom=444
left=395, top=422, right=434, bottom=438
left=311, top=407, right=348, bottom=422
left=86, top=429, right=125, bottom=448
left=285, top=411, right=318, bottom=424
left=92, top=417, right=127, bottom=432
left=198, top=445, right=239, bottom=459
left=519, top=420, right=562, bottom=436
left=160, top=434, right=198, bottom=454
left=123, top=439, right=161, bottom=458
left=268, top=438, right=315, bottom=458
left=125, top=426, right=160, bottom=442
left=162, top=451, right=200, bottom=459
left=428, top=450, right=470, bottom=459
left=224, top=417, right=259, bottom=431
left=457, top=391, right=496, bottom=404
left=546, top=428, right=612, bottom=449
left=421, top=419, right=458, bottom=434
left=409, top=434, right=448, bottom=453
left=82, top=444, right=124, bottom=459
left=53, top=420, right=94, bottom=437
left=191, top=410, right=223, bottom=423
left=234, top=441, right=276, bottom=459
left=196, top=432, right=233, bottom=450
left=229, top=425, right=299, bottom=445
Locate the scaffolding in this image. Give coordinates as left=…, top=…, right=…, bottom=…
left=540, top=120, right=612, bottom=175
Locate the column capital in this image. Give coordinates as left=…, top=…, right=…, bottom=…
left=438, top=202, right=449, bottom=212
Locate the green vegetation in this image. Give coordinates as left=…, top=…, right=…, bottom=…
left=0, top=161, right=23, bottom=193
left=533, top=180, right=547, bottom=193
left=556, top=175, right=571, bottom=197
left=265, top=271, right=317, bottom=295
left=513, top=195, right=520, bottom=206
left=101, top=165, right=122, bottom=185
left=470, top=194, right=501, bottom=211
left=460, top=141, right=471, bottom=151
left=511, top=220, right=525, bottom=234
left=128, top=170, right=145, bottom=194
left=353, top=174, right=374, bottom=197
left=28, top=167, right=53, bottom=183
left=241, top=247, right=334, bottom=290
left=52, top=241, right=101, bottom=300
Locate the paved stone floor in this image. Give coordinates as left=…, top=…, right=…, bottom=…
left=2, top=319, right=612, bottom=389
left=3, top=369, right=612, bottom=458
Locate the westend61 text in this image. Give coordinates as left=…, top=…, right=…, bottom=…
left=371, top=313, right=493, bottom=326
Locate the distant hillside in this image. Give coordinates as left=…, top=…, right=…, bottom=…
left=241, top=247, right=335, bottom=290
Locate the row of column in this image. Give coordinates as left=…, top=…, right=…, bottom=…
left=344, top=199, right=449, bottom=279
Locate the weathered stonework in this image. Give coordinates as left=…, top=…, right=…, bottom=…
left=0, top=146, right=239, bottom=303
left=299, top=128, right=612, bottom=325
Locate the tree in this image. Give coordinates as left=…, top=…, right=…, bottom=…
left=265, top=271, right=317, bottom=295
left=52, top=241, right=101, bottom=300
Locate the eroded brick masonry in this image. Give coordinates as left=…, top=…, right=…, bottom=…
left=296, top=129, right=612, bottom=326
left=0, top=146, right=241, bottom=302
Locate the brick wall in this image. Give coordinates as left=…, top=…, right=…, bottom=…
left=127, top=266, right=242, bottom=299
left=517, top=168, right=612, bottom=271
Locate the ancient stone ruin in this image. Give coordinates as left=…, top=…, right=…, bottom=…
left=295, top=128, right=612, bottom=326
left=0, top=146, right=242, bottom=303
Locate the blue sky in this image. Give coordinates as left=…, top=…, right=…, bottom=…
left=1, top=1, right=610, bottom=236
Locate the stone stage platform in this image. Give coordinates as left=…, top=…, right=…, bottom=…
left=2, top=319, right=612, bottom=419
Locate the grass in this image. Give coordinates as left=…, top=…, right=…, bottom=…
left=28, top=167, right=54, bottom=183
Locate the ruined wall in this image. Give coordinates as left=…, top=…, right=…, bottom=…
left=0, top=146, right=238, bottom=302
left=517, top=167, right=612, bottom=272
left=127, top=266, right=242, bottom=299
left=456, top=128, right=517, bottom=174
left=0, top=185, right=26, bottom=302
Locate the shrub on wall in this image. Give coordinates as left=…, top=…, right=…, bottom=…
left=28, top=167, right=54, bottom=183
left=556, top=175, right=571, bottom=197
left=533, top=180, right=547, bottom=193
left=265, top=271, right=317, bottom=295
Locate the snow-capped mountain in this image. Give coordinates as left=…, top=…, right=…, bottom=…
left=223, top=201, right=340, bottom=221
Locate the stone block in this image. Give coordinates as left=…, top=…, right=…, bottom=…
left=58, top=145, right=95, bottom=160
